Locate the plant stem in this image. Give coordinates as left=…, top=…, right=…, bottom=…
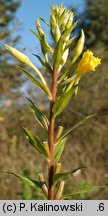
left=48, top=67, right=57, bottom=200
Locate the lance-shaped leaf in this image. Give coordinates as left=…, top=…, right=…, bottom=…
left=53, top=86, right=76, bottom=118
left=61, top=183, right=102, bottom=200
left=18, top=67, right=51, bottom=99
left=58, top=64, right=76, bottom=84
left=23, top=127, right=48, bottom=158
left=53, top=167, right=86, bottom=185
left=54, top=138, right=67, bottom=163
left=26, top=97, right=49, bottom=130
left=57, top=83, right=66, bottom=97
left=33, top=54, right=52, bottom=74
left=4, top=172, right=41, bottom=189
left=64, top=36, right=76, bottom=52
left=59, top=114, right=96, bottom=141
left=30, top=29, right=41, bottom=40
left=38, top=16, right=50, bottom=27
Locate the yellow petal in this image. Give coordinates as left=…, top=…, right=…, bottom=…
left=75, top=50, right=101, bottom=76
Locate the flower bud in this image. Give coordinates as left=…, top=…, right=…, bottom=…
left=4, top=44, right=31, bottom=66
left=4, top=44, right=48, bottom=86
left=38, top=173, right=48, bottom=197
left=61, top=13, right=69, bottom=30
left=55, top=126, right=63, bottom=143
left=54, top=24, right=61, bottom=43
left=65, top=12, right=74, bottom=30
left=50, top=13, right=56, bottom=31
left=36, top=19, right=45, bottom=38
left=59, top=49, right=69, bottom=71
left=71, top=29, right=85, bottom=64
left=58, top=9, right=66, bottom=26
left=55, top=163, right=61, bottom=174
left=75, top=29, right=85, bottom=55
left=55, top=181, right=65, bottom=200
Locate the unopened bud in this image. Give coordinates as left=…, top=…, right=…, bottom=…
left=71, top=29, right=85, bottom=64
left=55, top=126, right=63, bottom=143
left=55, top=163, right=61, bottom=174
left=58, top=9, right=66, bottom=26
left=43, top=141, right=49, bottom=158
left=61, top=13, right=69, bottom=30
left=50, top=14, right=56, bottom=30
left=50, top=14, right=61, bottom=43
left=4, top=44, right=48, bottom=86
left=54, top=24, right=61, bottom=43
left=55, top=181, right=65, bottom=200
left=36, top=19, right=45, bottom=38
left=4, top=44, right=31, bottom=66
left=41, top=116, right=49, bottom=131
left=65, top=12, right=74, bottom=30
left=38, top=173, right=48, bottom=197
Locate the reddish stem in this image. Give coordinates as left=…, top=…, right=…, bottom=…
left=48, top=67, right=57, bottom=200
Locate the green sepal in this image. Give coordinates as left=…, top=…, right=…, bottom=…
left=23, top=127, right=49, bottom=159
left=54, top=138, right=67, bottom=163
left=53, top=86, right=76, bottom=118
left=4, top=171, right=41, bottom=189
left=26, top=97, right=49, bottom=130
left=53, top=167, right=86, bottom=185
left=59, top=114, right=96, bottom=141
left=18, top=67, right=51, bottom=98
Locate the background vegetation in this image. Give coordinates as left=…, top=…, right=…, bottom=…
left=0, top=0, right=108, bottom=199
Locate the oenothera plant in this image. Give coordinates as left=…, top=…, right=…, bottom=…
left=4, top=4, right=101, bottom=200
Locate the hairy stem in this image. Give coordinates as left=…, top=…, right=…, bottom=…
left=48, top=68, right=57, bottom=200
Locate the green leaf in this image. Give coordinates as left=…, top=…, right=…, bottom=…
left=38, top=17, right=50, bottom=27
left=23, top=127, right=48, bottom=158
left=54, top=138, right=67, bottom=163
left=30, top=29, right=41, bottom=40
left=53, top=86, right=76, bottom=117
left=58, top=64, right=76, bottom=84
left=26, top=97, right=49, bottom=130
left=59, top=114, right=96, bottom=141
left=53, top=167, right=86, bottom=185
left=64, top=37, right=76, bottom=52
left=4, top=172, right=41, bottom=189
left=59, top=75, right=77, bottom=86
left=57, top=83, right=66, bottom=97
left=33, top=54, right=52, bottom=74
left=18, top=67, right=51, bottom=98
left=61, top=184, right=102, bottom=200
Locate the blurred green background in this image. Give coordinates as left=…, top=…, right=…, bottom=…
left=0, top=0, right=108, bottom=199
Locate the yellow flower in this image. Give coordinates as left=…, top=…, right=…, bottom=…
left=75, top=50, right=101, bottom=76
